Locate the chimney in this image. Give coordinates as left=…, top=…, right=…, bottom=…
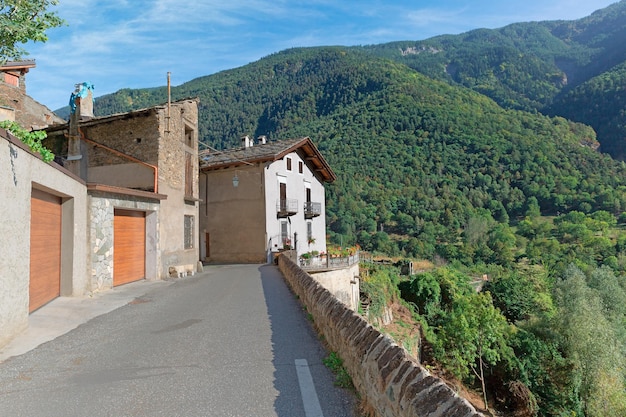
left=241, top=135, right=253, bottom=148
left=69, top=82, right=95, bottom=119
left=258, top=135, right=267, bottom=145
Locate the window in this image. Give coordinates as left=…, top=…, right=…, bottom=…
left=184, top=124, right=195, bottom=147
left=184, top=215, right=194, bottom=249
left=279, top=182, right=287, bottom=212
left=281, top=221, right=290, bottom=247
left=185, top=152, right=194, bottom=198
left=298, top=161, right=303, bottom=174
left=286, top=157, right=292, bottom=171
left=307, top=222, right=312, bottom=241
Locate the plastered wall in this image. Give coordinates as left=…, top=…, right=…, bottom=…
left=0, top=131, right=88, bottom=348
left=309, top=263, right=360, bottom=311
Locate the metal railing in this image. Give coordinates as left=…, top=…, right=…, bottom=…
left=304, top=201, right=322, bottom=218
left=299, top=251, right=360, bottom=271
left=276, top=198, right=298, bottom=216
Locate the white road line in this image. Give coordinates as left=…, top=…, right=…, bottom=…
left=295, top=359, right=325, bottom=417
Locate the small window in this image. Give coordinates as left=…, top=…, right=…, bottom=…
left=281, top=221, right=290, bottom=247
left=286, top=157, right=292, bottom=171
left=185, top=152, right=194, bottom=198
left=298, top=161, right=303, bottom=174
left=184, top=215, right=195, bottom=249
left=307, top=222, right=312, bottom=241
left=184, top=124, right=194, bottom=147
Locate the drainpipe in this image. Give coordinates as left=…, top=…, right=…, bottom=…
left=166, top=72, right=171, bottom=134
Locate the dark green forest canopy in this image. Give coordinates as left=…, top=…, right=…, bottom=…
left=82, top=46, right=626, bottom=266
left=356, top=0, right=626, bottom=157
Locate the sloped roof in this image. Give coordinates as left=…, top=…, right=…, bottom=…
left=45, top=97, right=199, bottom=132
left=199, top=137, right=336, bottom=183
left=0, top=60, right=36, bottom=72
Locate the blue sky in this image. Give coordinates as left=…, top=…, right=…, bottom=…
left=24, top=0, right=618, bottom=110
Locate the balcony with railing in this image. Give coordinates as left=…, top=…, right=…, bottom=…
left=304, top=201, right=322, bottom=218
left=277, top=198, right=298, bottom=217
left=298, top=250, right=360, bottom=272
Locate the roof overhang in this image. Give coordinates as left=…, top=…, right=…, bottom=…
left=0, top=60, right=36, bottom=73
left=200, top=137, right=336, bottom=183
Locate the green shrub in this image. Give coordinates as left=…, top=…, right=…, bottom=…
left=323, top=352, right=354, bottom=389
left=1, top=120, right=54, bottom=162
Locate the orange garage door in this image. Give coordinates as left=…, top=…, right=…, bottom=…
left=30, top=189, right=62, bottom=312
left=113, top=209, right=146, bottom=286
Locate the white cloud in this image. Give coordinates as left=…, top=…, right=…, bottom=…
left=406, top=7, right=467, bottom=27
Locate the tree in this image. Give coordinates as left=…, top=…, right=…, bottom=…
left=525, top=196, right=541, bottom=219
left=0, top=0, right=65, bottom=63
left=553, top=265, right=626, bottom=417
left=484, top=272, right=537, bottom=322
left=435, top=292, right=512, bottom=410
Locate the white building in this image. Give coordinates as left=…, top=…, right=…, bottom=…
left=199, top=136, right=336, bottom=263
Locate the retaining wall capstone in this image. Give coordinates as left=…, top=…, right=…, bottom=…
left=278, top=255, right=484, bottom=417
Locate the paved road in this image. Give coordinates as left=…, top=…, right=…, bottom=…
left=0, top=264, right=357, bottom=417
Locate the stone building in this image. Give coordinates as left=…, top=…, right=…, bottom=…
left=0, top=81, right=201, bottom=348
left=45, top=96, right=201, bottom=287
left=0, top=60, right=63, bottom=128
left=199, top=136, right=336, bottom=263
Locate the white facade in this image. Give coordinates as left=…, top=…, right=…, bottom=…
left=264, top=151, right=327, bottom=257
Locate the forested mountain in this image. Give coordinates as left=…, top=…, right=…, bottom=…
left=81, top=44, right=626, bottom=266
left=548, top=61, right=626, bottom=158
left=356, top=0, right=626, bottom=157
left=51, top=3, right=626, bottom=415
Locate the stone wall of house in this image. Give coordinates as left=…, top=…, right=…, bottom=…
left=278, top=255, right=484, bottom=417
left=82, top=111, right=161, bottom=168
left=156, top=100, right=200, bottom=276
left=0, top=82, right=64, bottom=130
left=199, top=165, right=267, bottom=263
left=88, top=192, right=161, bottom=290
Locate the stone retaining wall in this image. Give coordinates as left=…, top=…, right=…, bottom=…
left=278, top=255, right=483, bottom=417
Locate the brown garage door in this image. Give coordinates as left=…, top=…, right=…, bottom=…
left=113, top=209, right=146, bottom=286
left=30, top=189, right=62, bottom=312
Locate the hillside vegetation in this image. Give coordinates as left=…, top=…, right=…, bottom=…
left=56, top=3, right=626, bottom=415
left=357, top=0, right=626, bottom=157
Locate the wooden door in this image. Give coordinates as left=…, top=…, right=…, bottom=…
left=280, top=182, right=287, bottom=211
left=113, top=209, right=146, bottom=286
left=30, top=189, right=62, bottom=312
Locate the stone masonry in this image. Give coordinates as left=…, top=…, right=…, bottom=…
left=278, top=255, right=483, bottom=417
left=88, top=193, right=161, bottom=291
